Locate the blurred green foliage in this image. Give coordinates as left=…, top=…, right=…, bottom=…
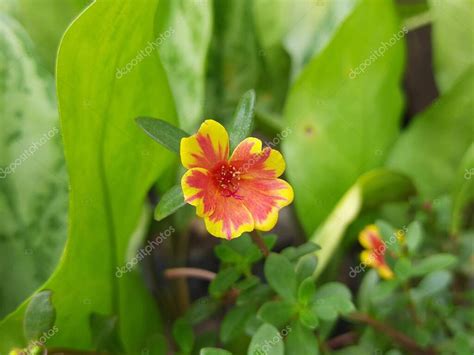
left=0, top=0, right=473, bottom=353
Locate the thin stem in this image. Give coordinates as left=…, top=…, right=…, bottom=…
left=164, top=267, right=216, bottom=281
left=326, top=331, right=358, bottom=349
left=348, top=312, right=436, bottom=355
left=250, top=230, right=269, bottom=257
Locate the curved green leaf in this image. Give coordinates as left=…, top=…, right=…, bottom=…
left=387, top=68, right=474, bottom=199
left=0, top=0, right=177, bottom=352
left=283, top=0, right=405, bottom=234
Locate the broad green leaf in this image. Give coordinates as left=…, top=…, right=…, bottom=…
left=173, top=318, right=194, bottom=353
left=16, top=0, right=89, bottom=70
left=285, top=321, right=318, bottom=355
left=283, top=0, right=405, bottom=234
left=264, top=253, right=297, bottom=301
left=154, top=184, right=186, bottom=221
left=220, top=304, right=255, bottom=343
left=0, top=14, right=68, bottom=318
left=387, top=68, right=474, bottom=199
left=429, top=0, right=474, bottom=92
left=229, top=89, right=256, bottom=150
left=257, top=300, right=295, bottom=328
left=209, top=267, right=241, bottom=297
left=312, top=169, right=416, bottom=278
left=0, top=0, right=178, bottom=351
left=451, top=144, right=474, bottom=234
left=155, top=0, right=212, bottom=131
left=136, top=116, right=188, bottom=153
left=200, top=348, right=232, bottom=355
left=23, top=290, right=55, bottom=341
left=247, top=323, right=284, bottom=355
left=411, top=254, right=458, bottom=277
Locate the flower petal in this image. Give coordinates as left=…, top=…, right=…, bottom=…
left=204, top=196, right=254, bottom=240
left=230, top=137, right=285, bottom=179
left=360, top=250, right=375, bottom=267
left=237, top=178, right=294, bottom=231
left=180, top=119, right=229, bottom=170
left=377, top=264, right=394, bottom=280
left=181, top=167, right=218, bottom=217
left=358, top=224, right=382, bottom=249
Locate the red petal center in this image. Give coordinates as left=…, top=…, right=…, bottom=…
left=212, top=162, right=241, bottom=197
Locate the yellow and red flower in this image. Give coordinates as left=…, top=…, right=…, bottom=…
left=359, top=224, right=394, bottom=279
left=180, top=119, right=294, bottom=239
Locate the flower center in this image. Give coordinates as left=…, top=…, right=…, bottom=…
left=213, top=162, right=241, bottom=197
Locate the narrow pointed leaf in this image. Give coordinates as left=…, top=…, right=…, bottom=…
left=154, top=184, right=186, bottom=221
left=229, top=89, right=256, bottom=150
left=136, top=116, right=188, bottom=153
